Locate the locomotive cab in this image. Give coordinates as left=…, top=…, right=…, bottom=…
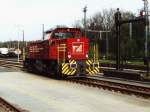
left=46, top=28, right=89, bottom=60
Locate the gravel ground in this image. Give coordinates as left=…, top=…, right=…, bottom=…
left=0, top=68, right=149, bottom=112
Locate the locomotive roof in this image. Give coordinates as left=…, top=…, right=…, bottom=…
left=29, top=40, right=49, bottom=45
left=45, top=28, right=81, bottom=34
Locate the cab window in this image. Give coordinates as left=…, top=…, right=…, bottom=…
left=54, top=32, right=74, bottom=39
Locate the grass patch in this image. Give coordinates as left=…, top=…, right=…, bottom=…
left=100, top=59, right=145, bottom=65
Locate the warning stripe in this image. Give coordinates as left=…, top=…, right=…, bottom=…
left=62, top=64, right=68, bottom=70
left=93, top=69, right=98, bottom=74
left=64, top=69, right=70, bottom=75
left=62, top=63, right=69, bottom=74
left=68, top=69, right=74, bottom=75
left=88, top=67, right=95, bottom=75
left=69, top=60, right=76, bottom=64
left=62, top=68, right=68, bottom=74
left=86, top=60, right=93, bottom=64
left=71, top=70, right=76, bottom=75
left=61, top=61, right=77, bottom=76
left=86, top=67, right=99, bottom=75
left=63, top=65, right=68, bottom=71
left=88, top=59, right=92, bottom=62
left=95, top=67, right=99, bottom=72
left=86, top=61, right=91, bottom=66
left=86, top=60, right=95, bottom=67
left=86, top=68, right=92, bottom=75
left=85, top=59, right=101, bottom=75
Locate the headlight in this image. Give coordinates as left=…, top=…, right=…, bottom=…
left=68, top=54, right=71, bottom=58
left=86, top=54, right=88, bottom=58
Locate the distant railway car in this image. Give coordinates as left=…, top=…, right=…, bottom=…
left=24, top=28, right=100, bottom=79
left=0, top=48, right=9, bottom=57
left=7, top=48, right=17, bottom=57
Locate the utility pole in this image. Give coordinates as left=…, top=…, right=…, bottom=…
left=129, top=23, right=132, bottom=40
left=9, top=38, right=12, bottom=48
left=22, top=30, right=24, bottom=45
left=83, top=6, right=87, bottom=36
left=42, top=24, right=45, bottom=40
left=22, top=30, right=25, bottom=61
left=106, top=32, right=109, bottom=58
left=17, top=40, right=20, bottom=63
left=115, top=8, right=122, bottom=70
left=143, top=0, right=149, bottom=58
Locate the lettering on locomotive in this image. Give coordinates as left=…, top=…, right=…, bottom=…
left=29, top=46, right=44, bottom=53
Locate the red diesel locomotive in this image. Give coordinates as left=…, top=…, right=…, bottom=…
left=24, top=28, right=99, bottom=78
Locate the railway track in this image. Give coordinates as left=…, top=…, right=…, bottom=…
left=0, top=58, right=150, bottom=99
left=100, top=63, right=148, bottom=71
left=0, top=97, right=25, bottom=112
left=0, top=58, right=23, bottom=69
left=67, top=76, right=150, bottom=99
left=0, top=59, right=27, bottom=112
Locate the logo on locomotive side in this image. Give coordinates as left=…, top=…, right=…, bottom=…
left=72, top=42, right=84, bottom=54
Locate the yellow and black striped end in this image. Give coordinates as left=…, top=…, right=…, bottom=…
left=86, top=60, right=93, bottom=66
left=86, top=66, right=99, bottom=75
left=86, top=60, right=100, bottom=75
left=69, top=60, right=76, bottom=64
left=61, top=60, right=77, bottom=76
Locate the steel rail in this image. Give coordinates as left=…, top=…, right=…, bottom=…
left=0, top=58, right=23, bottom=69
left=0, top=58, right=23, bottom=62
left=0, top=97, right=26, bottom=112
left=66, top=76, right=150, bottom=99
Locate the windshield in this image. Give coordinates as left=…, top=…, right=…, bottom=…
left=54, top=32, right=80, bottom=39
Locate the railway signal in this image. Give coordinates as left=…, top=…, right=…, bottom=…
left=104, top=7, right=148, bottom=80
left=115, top=8, right=146, bottom=70
left=140, top=10, right=145, bottom=17
left=143, top=0, right=149, bottom=57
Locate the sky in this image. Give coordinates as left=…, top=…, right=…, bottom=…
left=0, top=0, right=146, bottom=41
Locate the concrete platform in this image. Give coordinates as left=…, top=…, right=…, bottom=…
left=0, top=69, right=150, bottom=112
